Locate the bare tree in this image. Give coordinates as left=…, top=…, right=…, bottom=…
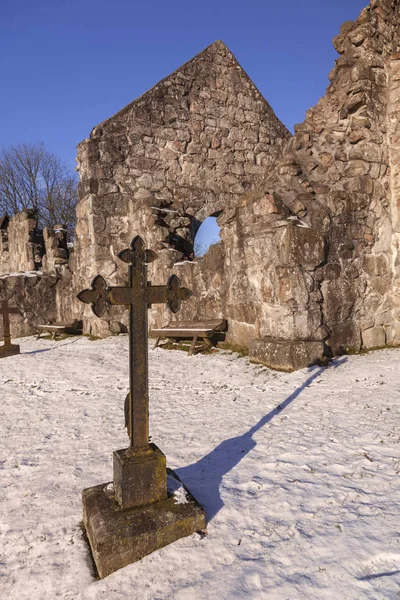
left=0, top=142, right=78, bottom=238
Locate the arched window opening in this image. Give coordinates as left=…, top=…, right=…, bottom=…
left=193, top=216, right=221, bottom=258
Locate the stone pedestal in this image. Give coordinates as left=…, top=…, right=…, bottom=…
left=113, top=443, right=167, bottom=509
left=82, top=469, right=206, bottom=579
left=0, top=343, right=20, bottom=359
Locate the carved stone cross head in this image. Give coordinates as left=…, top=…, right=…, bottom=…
left=77, top=274, right=109, bottom=318
left=77, top=235, right=192, bottom=316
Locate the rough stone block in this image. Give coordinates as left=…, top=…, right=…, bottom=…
left=249, top=338, right=327, bottom=372
left=385, top=322, right=400, bottom=346
left=279, top=226, right=325, bottom=270
left=362, top=326, right=386, bottom=349
left=82, top=471, right=206, bottom=579
left=363, top=254, right=389, bottom=276
left=326, top=321, right=361, bottom=355
left=113, top=444, right=167, bottom=510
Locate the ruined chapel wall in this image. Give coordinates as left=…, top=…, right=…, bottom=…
left=0, top=210, right=73, bottom=339
left=386, top=52, right=400, bottom=344
left=0, top=273, right=58, bottom=341
left=0, top=209, right=71, bottom=277
left=240, top=0, right=400, bottom=355
left=0, top=222, right=11, bottom=275
left=71, top=0, right=400, bottom=363
left=74, top=40, right=291, bottom=336
left=153, top=0, right=400, bottom=356
left=218, top=194, right=327, bottom=348
left=0, top=210, right=42, bottom=276
left=148, top=191, right=326, bottom=351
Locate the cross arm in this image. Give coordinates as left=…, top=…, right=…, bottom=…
left=108, top=286, right=132, bottom=306
left=146, top=275, right=192, bottom=313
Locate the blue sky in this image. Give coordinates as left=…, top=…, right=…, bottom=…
left=1, top=0, right=366, bottom=171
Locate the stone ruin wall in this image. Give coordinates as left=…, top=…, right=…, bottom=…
left=0, top=210, right=41, bottom=274
left=155, top=0, right=400, bottom=365
left=0, top=209, right=70, bottom=277
left=2, top=0, right=400, bottom=370
left=254, top=0, right=400, bottom=356
left=160, top=191, right=327, bottom=368
left=73, top=0, right=400, bottom=370
left=0, top=210, right=71, bottom=341
left=74, top=40, right=291, bottom=337
left=387, top=50, right=400, bottom=340
left=0, top=272, right=59, bottom=342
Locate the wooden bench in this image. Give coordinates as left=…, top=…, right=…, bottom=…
left=36, top=320, right=82, bottom=341
left=151, top=319, right=227, bottom=356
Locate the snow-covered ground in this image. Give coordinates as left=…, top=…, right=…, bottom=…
left=0, top=335, right=399, bottom=599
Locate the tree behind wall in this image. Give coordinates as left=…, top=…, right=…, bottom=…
left=0, top=142, right=78, bottom=238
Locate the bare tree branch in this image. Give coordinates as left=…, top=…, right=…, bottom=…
left=0, top=142, right=78, bottom=238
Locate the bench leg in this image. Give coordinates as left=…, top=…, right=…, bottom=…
left=52, top=331, right=57, bottom=341
left=153, top=336, right=161, bottom=350
left=188, top=335, right=198, bottom=356
left=192, top=337, right=213, bottom=355
left=204, top=338, right=213, bottom=352
left=36, top=331, right=41, bottom=340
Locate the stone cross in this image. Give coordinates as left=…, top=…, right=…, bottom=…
left=78, top=235, right=206, bottom=579
left=77, top=235, right=192, bottom=451
left=0, top=299, right=20, bottom=358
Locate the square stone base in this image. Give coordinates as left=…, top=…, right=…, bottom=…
left=113, top=443, right=166, bottom=509
left=82, top=469, right=207, bottom=579
left=0, top=344, right=20, bottom=359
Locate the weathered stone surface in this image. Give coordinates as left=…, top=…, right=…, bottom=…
left=327, top=321, right=362, bottom=355
left=249, top=338, right=327, bottom=372
left=278, top=226, right=325, bottom=269
left=362, top=325, right=386, bottom=348
left=113, top=444, right=167, bottom=510
left=0, top=273, right=59, bottom=341
left=109, top=320, right=128, bottom=334
left=0, top=209, right=44, bottom=274
left=42, top=225, right=69, bottom=271
left=83, top=472, right=206, bottom=579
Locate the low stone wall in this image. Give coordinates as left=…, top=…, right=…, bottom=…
left=0, top=210, right=70, bottom=277
left=0, top=273, right=58, bottom=341
left=0, top=210, right=43, bottom=275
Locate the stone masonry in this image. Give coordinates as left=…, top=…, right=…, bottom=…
left=0, top=210, right=70, bottom=340
left=74, top=40, right=291, bottom=336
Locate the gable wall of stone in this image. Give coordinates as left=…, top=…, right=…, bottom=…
left=73, top=41, right=291, bottom=336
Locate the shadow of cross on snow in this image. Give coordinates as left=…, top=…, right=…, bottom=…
left=176, top=357, right=347, bottom=522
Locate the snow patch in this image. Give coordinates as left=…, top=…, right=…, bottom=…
left=104, top=483, right=114, bottom=494
left=0, top=270, right=42, bottom=279
left=167, top=474, right=189, bottom=504
left=0, top=336, right=399, bottom=598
